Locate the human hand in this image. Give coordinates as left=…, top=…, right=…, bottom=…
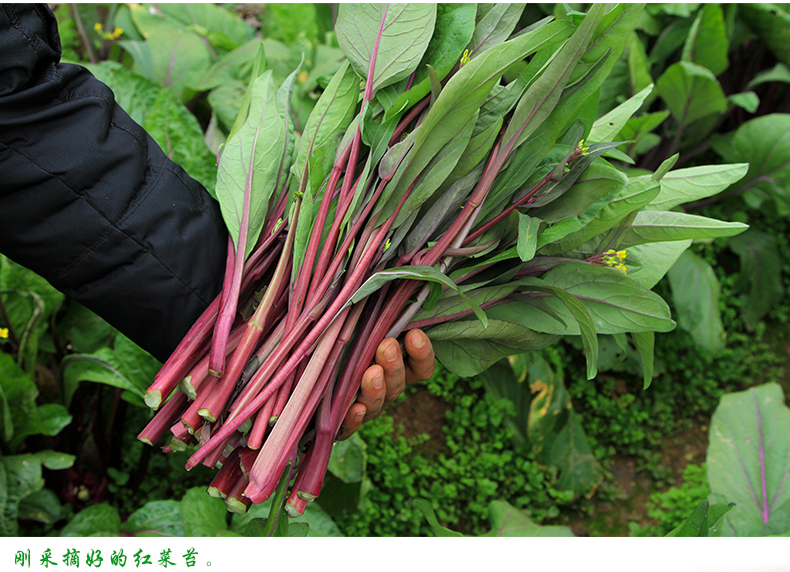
left=338, top=329, right=435, bottom=440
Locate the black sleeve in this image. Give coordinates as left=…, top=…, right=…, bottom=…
left=0, top=4, right=227, bottom=362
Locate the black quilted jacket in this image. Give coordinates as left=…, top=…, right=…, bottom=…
left=0, top=4, right=227, bottom=361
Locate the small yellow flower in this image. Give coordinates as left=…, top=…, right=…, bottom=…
left=94, top=23, right=124, bottom=41
left=460, top=49, right=472, bottom=67
left=616, top=250, right=627, bottom=260
left=0, top=327, right=8, bottom=339
left=615, top=263, right=627, bottom=273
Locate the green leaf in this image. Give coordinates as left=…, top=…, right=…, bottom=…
left=625, top=239, right=691, bottom=289
left=413, top=498, right=465, bottom=537
left=728, top=229, right=784, bottom=330
left=618, top=210, right=748, bottom=247
left=142, top=87, right=217, bottom=191
left=518, top=280, right=599, bottom=379
left=140, top=4, right=253, bottom=49
left=483, top=500, right=575, bottom=536
left=746, top=63, right=790, bottom=90
left=122, top=500, right=185, bottom=537
left=467, top=4, right=526, bottom=57
left=350, top=265, right=488, bottom=329
left=0, top=454, right=46, bottom=536
left=214, top=71, right=287, bottom=258
left=681, top=3, right=729, bottom=76
left=180, top=487, right=229, bottom=537
left=739, top=4, right=790, bottom=66
left=479, top=361, right=532, bottom=452
left=119, top=29, right=212, bottom=103
left=268, top=3, right=319, bottom=43
left=379, top=19, right=574, bottom=223
left=632, top=331, right=655, bottom=389
left=336, top=4, right=437, bottom=96
left=589, top=83, right=654, bottom=143
left=646, top=163, right=749, bottom=211
left=17, top=488, right=62, bottom=525
left=428, top=318, right=559, bottom=377
left=60, top=504, right=121, bottom=537
left=667, top=250, right=725, bottom=354
left=709, top=114, right=790, bottom=215
left=526, top=355, right=603, bottom=498
left=707, top=383, right=790, bottom=536
left=327, top=432, right=367, bottom=484
left=55, top=302, right=115, bottom=355
left=517, top=213, right=540, bottom=262
left=33, top=450, right=76, bottom=471
left=656, top=61, right=727, bottom=126
left=728, top=92, right=760, bottom=114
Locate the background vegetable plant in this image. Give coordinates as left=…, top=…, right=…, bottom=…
left=1, top=3, right=789, bottom=537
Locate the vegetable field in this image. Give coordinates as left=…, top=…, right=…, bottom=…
left=2, top=3, right=790, bottom=537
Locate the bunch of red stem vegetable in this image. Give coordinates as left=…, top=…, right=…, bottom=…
left=136, top=14, right=592, bottom=516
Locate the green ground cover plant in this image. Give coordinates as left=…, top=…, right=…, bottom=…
left=2, top=3, right=790, bottom=537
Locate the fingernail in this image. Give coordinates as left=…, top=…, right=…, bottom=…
left=384, top=343, right=398, bottom=361
left=372, top=371, right=384, bottom=390
left=412, top=331, right=425, bottom=349
left=354, top=411, right=365, bottom=423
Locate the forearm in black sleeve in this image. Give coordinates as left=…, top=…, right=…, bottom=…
left=0, top=4, right=228, bottom=362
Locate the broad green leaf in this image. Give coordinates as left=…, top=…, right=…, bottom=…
left=540, top=175, right=660, bottom=254
left=119, top=29, right=212, bottom=103
left=729, top=229, right=784, bottom=330
left=17, top=488, right=62, bottom=525
left=60, top=503, right=121, bottom=537
left=336, top=4, right=437, bottom=97
left=589, top=83, right=654, bottom=143
left=516, top=263, right=675, bottom=335
left=709, top=114, right=790, bottom=215
left=467, top=4, right=526, bottom=57
left=0, top=454, right=45, bottom=536
left=618, top=111, right=670, bottom=157
left=618, top=210, right=748, bottom=247
left=728, top=92, right=760, bottom=114
left=55, top=302, right=115, bottom=355
left=194, top=38, right=262, bottom=91
left=739, top=4, right=790, bottom=66
left=667, top=250, right=725, bottom=354
left=428, top=318, right=559, bottom=377
left=707, top=383, right=790, bottom=536
left=483, top=500, right=575, bottom=536
left=268, top=3, right=319, bottom=43
left=137, top=3, right=253, bottom=49
left=120, top=500, right=184, bottom=537
left=327, top=433, right=367, bottom=484
left=625, top=239, right=692, bottom=289
left=180, top=487, right=229, bottom=537
left=386, top=3, right=477, bottom=120
left=33, top=450, right=75, bottom=471
left=215, top=71, right=287, bottom=258
left=519, top=280, right=599, bottom=379
left=627, top=31, right=653, bottom=96
left=413, top=3, right=477, bottom=87
left=656, top=61, right=727, bottom=126
left=681, top=3, right=729, bottom=75
left=646, top=163, right=749, bottom=211
left=526, top=355, right=603, bottom=498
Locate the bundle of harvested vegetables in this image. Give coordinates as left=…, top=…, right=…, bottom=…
left=138, top=3, right=748, bottom=518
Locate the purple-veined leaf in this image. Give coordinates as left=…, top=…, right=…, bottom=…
left=335, top=4, right=437, bottom=97
left=707, top=383, right=790, bottom=536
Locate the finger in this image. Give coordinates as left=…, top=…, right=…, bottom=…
left=339, top=402, right=367, bottom=441
left=376, top=337, right=406, bottom=407
left=356, top=363, right=386, bottom=422
left=403, top=329, right=435, bottom=384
